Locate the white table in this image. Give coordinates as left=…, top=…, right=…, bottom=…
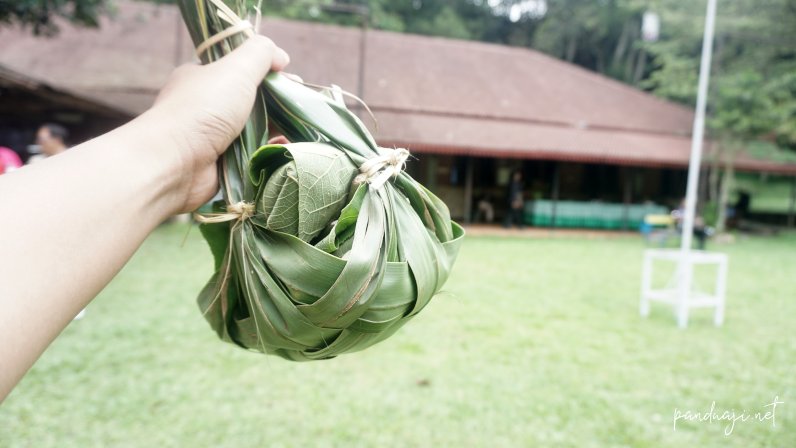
left=640, top=249, right=729, bottom=328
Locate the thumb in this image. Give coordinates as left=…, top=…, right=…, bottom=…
left=211, top=35, right=290, bottom=84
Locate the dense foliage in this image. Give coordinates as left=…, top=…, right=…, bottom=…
left=0, top=0, right=107, bottom=35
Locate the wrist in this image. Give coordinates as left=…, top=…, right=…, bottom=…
left=141, top=100, right=229, bottom=215
left=114, top=108, right=190, bottom=220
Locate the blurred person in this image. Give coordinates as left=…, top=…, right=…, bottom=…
left=503, top=169, right=525, bottom=229
left=474, top=193, right=495, bottom=223
left=671, top=199, right=712, bottom=250
left=28, top=123, right=70, bottom=164
left=0, top=146, right=23, bottom=173
left=0, top=35, right=290, bottom=401
left=727, top=191, right=751, bottom=229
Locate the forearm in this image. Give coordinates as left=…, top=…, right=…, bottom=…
left=0, top=109, right=183, bottom=400
left=0, top=33, right=287, bottom=402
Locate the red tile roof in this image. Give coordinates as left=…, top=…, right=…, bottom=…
left=0, top=1, right=793, bottom=174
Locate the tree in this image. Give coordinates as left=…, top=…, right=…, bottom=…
left=257, top=0, right=503, bottom=42
left=0, top=0, right=110, bottom=35
left=641, top=0, right=796, bottom=229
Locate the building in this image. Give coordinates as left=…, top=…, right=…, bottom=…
left=1, top=1, right=793, bottom=224
left=0, top=64, right=128, bottom=161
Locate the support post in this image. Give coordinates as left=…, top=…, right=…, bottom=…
left=676, top=256, right=693, bottom=328
left=320, top=3, right=370, bottom=119
left=463, top=156, right=474, bottom=224
left=551, top=162, right=560, bottom=228
left=714, top=256, right=728, bottom=326
left=623, top=167, right=632, bottom=230
left=789, top=176, right=796, bottom=228
left=425, top=155, right=437, bottom=192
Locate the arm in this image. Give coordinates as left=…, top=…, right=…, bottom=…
left=0, top=36, right=289, bottom=401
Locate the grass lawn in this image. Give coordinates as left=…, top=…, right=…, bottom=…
left=2, top=224, right=794, bottom=447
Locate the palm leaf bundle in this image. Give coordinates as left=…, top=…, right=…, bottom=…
left=178, top=0, right=464, bottom=361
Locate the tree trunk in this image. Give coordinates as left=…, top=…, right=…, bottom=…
left=632, top=48, right=647, bottom=85
left=612, top=20, right=631, bottom=68
left=699, top=166, right=710, bottom=204
left=624, top=46, right=638, bottom=81
left=708, top=142, right=724, bottom=203
left=708, top=165, right=720, bottom=203
left=596, top=47, right=605, bottom=74
left=716, top=160, right=735, bottom=233
left=566, top=35, right=578, bottom=62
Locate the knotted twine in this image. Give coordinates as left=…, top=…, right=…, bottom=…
left=195, top=0, right=256, bottom=59
left=193, top=147, right=409, bottom=224
left=354, top=147, right=411, bottom=190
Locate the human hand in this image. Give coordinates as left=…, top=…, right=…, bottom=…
left=151, top=35, right=290, bottom=214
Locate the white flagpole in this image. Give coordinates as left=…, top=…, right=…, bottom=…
left=640, top=0, right=724, bottom=329
left=681, top=0, right=717, bottom=252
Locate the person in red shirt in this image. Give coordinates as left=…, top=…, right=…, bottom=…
left=0, top=146, right=23, bottom=173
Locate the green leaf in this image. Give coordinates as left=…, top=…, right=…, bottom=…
left=251, top=143, right=359, bottom=243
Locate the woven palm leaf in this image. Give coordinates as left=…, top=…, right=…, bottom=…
left=179, top=0, right=464, bottom=361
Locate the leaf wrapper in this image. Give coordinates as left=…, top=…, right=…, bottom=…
left=181, top=0, right=464, bottom=360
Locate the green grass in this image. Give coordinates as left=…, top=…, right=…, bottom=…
left=2, top=225, right=795, bottom=447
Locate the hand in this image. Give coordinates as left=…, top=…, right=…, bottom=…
left=151, top=35, right=290, bottom=214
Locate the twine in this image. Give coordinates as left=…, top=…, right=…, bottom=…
left=195, top=20, right=254, bottom=59
left=355, top=148, right=410, bottom=190
left=196, top=0, right=377, bottom=132
left=195, top=0, right=257, bottom=59
left=194, top=201, right=255, bottom=224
